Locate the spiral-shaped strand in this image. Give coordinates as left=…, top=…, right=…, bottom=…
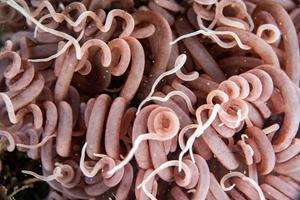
left=107, top=105, right=180, bottom=177
left=220, top=171, right=265, bottom=200
left=0, top=0, right=299, bottom=199
left=206, top=68, right=274, bottom=138
left=137, top=54, right=198, bottom=115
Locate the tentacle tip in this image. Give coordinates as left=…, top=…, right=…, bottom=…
left=178, top=54, right=187, bottom=60
left=93, top=153, right=106, bottom=158
left=223, top=184, right=236, bottom=191
left=177, top=166, right=182, bottom=173
left=106, top=170, right=114, bottom=177
left=10, top=119, right=17, bottom=124
left=214, top=104, right=222, bottom=110
left=193, top=72, right=200, bottom=79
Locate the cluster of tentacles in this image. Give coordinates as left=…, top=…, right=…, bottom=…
left=0, top=0, right=299, bottom=199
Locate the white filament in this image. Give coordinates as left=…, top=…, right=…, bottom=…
left=0, top=131, right=15, bottom=152
left=262, top=123, right=280, bottom=135
left=178, top=124, right=198, bottom=150
left=0, top=92, right=17, bottom=124
left=220, top=171, right=266, bottom=200
left=16, top=134, right=56, bottom=149
left=171, top=25, right=251, bottom=50
left=149, top=90, right=195, bottom=114
left=29, top=30, right=85, bottom=62
left=33, top=14, right=52, bottom=38
left=194, top=0, right=218, bottom=5
left=93, top=153, right=108, bottom=158
left=256, top=24, right=281, bottom=44
left=241, top=134, right=248, bottom=141
left=137, top=160, right=191, bottom=200
left=22, top=167, right=62, bottom=182
left=137, top=54, right=187, bottom=115
left=106, top=126, right=178, bottom=177
left=176, top=70, right=199, bottom=82
left=234, top=109, right=242, bottom=128
left=79, top=142, right=105, bottom=178
left=241, top=134, right=254, bottom=157
left=4, top=0, right=82, bottom=59
left=178, top=104, right=221, bottom=172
